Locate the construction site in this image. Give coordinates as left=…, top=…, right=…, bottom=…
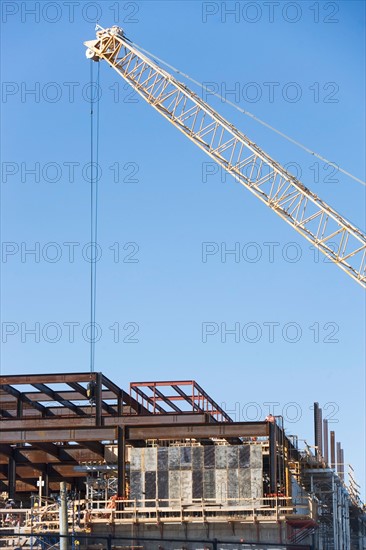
left=0, top=372, right=365, bottom=549
left=1, top=18, right=366, bottom=550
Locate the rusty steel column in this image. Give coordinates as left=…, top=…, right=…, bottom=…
left=330, top=431, right=336, bottom=469
left=95, top=372, right=103, bottom=426
left=314, top=402, right=323, bottom=459
left=336, top=442, right=342, bottom=479
left=8, top=452, right=16, bottom=499
left=323, top=419, right=329, bottom=465
left=43, top=464, right=50, bottom=498
left=340, top=448, right=345, bottom=481
left=117, top=391, right=123, bottom=416
left=117, top=426, right=126, bottom=498
left=16, top=396, right=23, bottom=418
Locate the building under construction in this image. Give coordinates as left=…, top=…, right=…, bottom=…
left=0, top=372, right=365, bottom=550
left=2, top=18, right=366, bottom=550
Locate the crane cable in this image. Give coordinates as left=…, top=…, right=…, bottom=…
left=131, top=41, right=366, bottom=188
left=89, top=60, right=100, bottom=374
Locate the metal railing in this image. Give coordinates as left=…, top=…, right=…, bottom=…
left=0, top=495, right=315, bottom=533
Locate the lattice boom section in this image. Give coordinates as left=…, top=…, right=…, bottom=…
left=85, top=28, right=366, bottom=288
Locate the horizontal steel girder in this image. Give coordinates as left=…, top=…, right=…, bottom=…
left=0, top=421, right=268, bottom=444
left=0, top=412, right=209, bottom=431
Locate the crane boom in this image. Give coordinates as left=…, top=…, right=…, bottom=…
left=85, top=26, right=366, bottom=288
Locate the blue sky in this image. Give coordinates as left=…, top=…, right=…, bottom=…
left=1, top=1, right=365, bottom=498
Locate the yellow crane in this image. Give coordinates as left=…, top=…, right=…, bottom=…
left=85, top=26, right=366, bottom=289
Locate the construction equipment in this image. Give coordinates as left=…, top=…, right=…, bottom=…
left=84, top=26, right=366, bottom=288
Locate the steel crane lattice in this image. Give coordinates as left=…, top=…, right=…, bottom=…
left=85, top=26, right=366, bottom=288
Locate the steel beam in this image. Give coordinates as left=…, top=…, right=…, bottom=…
left=13, top=446, right=102, bottom=464
left=32, top=383, right=88, bottom=416
left=0, top=412, right=208, bottom=431
left=131, top=385, right=167, bottom=414
left=0, top=444, right=13, bottom=457
left=171, top=384, right=206, bottom=414
left=0, top=427, right=117, bottom=444
left=1, top=421, right=268, bottom=444
left=0, top=373, right=98, bottom=385
left=193, top=380, right=233, bottom=422
left=0, top=389, right=117, bottom=405
left=68, top=382, right=117, bottom=415
left=82, top=441, right=105, bottom=457
left=1, top=384, right=55, bottom=417
left=127, top=421, right=268, bottom=440
left=102, top=374, right=150, bottom=415
left=0, top=408, right=14, bottom=418
left=147, top=385, right=182, bottom=413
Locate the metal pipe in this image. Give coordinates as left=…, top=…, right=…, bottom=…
left=323, top=419, right=329, bottom=465
left=330, top=431, right=336, bottom=469
left=340, top=448, right=345, bottom=481
left=332, top=473, right=338, bottom=550
left=314, top=403, right=323, bottom=459
left=336, top=442, right=342, bottom=478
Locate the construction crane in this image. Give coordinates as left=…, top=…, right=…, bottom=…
left=84, top=26, right=366, bottom=288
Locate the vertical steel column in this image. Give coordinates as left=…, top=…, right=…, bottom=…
left=345, top=496, right=351, bottom=549
left=8, top=452, right=16, bottom=499
left=336, top=442, right=342, bottom=478
left=117, top=391, right=123, bottom=416
left=269, top=421, right=277, bottom=493
left=337, top=484, right=343, bottom=550
left=323, top=419, right=329, bottom=465
left=330, top=431, right=336, bottom=469
left=43, top=465, right=50, bottom=498
left=332, top=473, right=339, bottom=550
left=117, top=426, right=126, bottom=498
left=314, top=402, right=323, bottom=459
left=95, top=372, right=103, bottom=426
left=340, top=448, right=345, bottom=481
left=16, top=397, right=23, bottom=418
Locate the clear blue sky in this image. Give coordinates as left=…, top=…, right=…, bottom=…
left=1, top=1, right=365, bottom=498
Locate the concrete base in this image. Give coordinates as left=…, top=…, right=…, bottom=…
left=91, top=520, right=308, bottom=548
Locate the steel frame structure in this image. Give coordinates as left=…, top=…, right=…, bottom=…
left=130, top=380, right=232, bottom=421
left=2, top=373, right=365, bottom=548
left=0, top=372, right=280, bottom=499
left=83, top=26, right=366, bottom=288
